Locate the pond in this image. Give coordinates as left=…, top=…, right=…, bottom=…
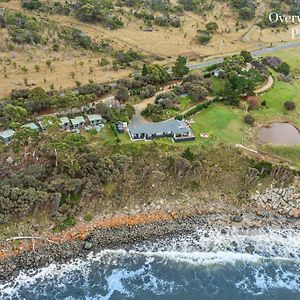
left=257, top=122, right=300, bottom=145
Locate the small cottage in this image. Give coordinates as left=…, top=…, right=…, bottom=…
left=70, top=116, right=85, bottom=130
left=0, top=129, right=15, bottom=144
left=60, top=117, right=71, bottom=130
left=86, top=114, right=103, bottom=127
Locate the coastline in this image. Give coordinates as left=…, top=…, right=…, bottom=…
left=0, top=203, right=299, bottom=283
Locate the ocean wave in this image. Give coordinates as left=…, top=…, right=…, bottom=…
left=1, top=227, right=300, bottom=299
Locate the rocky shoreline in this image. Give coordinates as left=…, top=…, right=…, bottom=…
left=0, top=206, right=299, bottom=283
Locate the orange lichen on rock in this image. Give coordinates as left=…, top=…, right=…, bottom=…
left=0, top=210, right=180, bottom=261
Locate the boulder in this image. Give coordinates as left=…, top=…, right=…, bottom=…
left=245, top=244, right=255, bottom=254
left=83, top=242, right=93, bottom=250
left=230, top=215, right=243, bottom=223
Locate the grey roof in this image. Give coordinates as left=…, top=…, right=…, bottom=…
left=0, top=129, right=15, bottom=139
left=70, top=116, right=85, bottom=126
left=128, top=120, right=192, bottom=136
left=86, top=114, right=103, bottom=122
left=60, top=116, right=70, bottom=124
left=22, top=122, right=39, bottom=130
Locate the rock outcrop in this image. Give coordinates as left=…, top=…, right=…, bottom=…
left=252, top=185, right=300, bottom=217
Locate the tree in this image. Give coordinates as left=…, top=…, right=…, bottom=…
left=142, top=64, right=170, bottom=84
left=172, top=55, right=189, bottom=78
left=284, top=101, right=296, bottom=111
left=115, top=86, right=129, bottom=102
left=42, top=116, right=61, bottom=131
left=13, top=127, right=39, bottom=158
left=205, top=22, right=218, bottom=33
left=2, top=104, right=28, bottom=126
left=239, top=7, right=255, bottom=20
left=240, top=50, right=253, bottom=63
left=46, top=60, right=52, bottom=69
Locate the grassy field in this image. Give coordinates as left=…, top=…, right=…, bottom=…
left=262, top=145, right=300, bottom=169
left=0, top=0, right=298, bottom=98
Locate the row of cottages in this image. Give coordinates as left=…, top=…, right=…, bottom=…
left=128, top=120, right=195, bottom=142
left=0, top=114, right=104, bottom=144
left=60, top=114, right=103, bottom=131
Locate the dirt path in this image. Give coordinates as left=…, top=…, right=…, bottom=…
left=132, top=72, right=274, bottom=124
left=132, top=82, right=181, bottom=123
left=255, top=75, right=274, bottom=94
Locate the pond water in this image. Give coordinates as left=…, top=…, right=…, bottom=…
left=257, top=122, right=300, bottom=145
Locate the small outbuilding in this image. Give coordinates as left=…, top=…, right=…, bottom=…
left=0, top=129, right=15, bottom=144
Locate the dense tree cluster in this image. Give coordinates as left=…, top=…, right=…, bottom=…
left=175, top=73, right=211, bottom=101
left=155, top=91, right=179, bottom=110
left=209, top=53, right=265, bottom=106
left=2, top=11, right=43, bottom=44
left=0, top=10, right=104, bottom=52
left=230, top=0, right=256, bottom=20
left=0, top=84, right=111, bottom=126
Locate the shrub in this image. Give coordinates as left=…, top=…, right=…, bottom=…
left=197, top=31, right=211, bottom=45
left=277, top=62, right=291, bottom=76
left=247, top=96, right=260, bottom=110
left=84, top=214, right=93, bottom=222
left=182, top=148, right=195, bottom=161
left=284, top=101, right=296, bottom=111
left=205, top=22, right=218, bottom=33
left=244, top=114, right=255, bottom=126
left=262, top=56, right=282, bottom=69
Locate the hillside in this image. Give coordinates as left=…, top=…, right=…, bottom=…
left=0, top=0, right=299, bottom=98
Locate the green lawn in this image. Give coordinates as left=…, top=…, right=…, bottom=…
left=254, top=48, right=300, bottom=125
left=155, top=95, right=194, bottom=120
left=190, top=103, right=247, bottom=145
left=209, top=77, right=225, bottom=95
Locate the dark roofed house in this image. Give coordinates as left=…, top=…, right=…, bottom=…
left=128, top=120, right=195, bottom=142
left=0, top=129, right=15, bottom=144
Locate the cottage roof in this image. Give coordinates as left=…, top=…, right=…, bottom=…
left=0, top=129, right=15, bottom=139
left=128, top=120, right=192, bottom=136
left=70, top=116, right=85, bottom=126
left=60, top=117, right=70, bottom=124
left=22, top=122, right=39, bottom=131
left=87, top=114, right=102, bottom=122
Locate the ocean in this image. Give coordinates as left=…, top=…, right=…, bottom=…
left=1, top=226, right=300, bottom=300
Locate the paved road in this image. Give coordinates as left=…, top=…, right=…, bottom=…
left=188, top=41, right=300, bottom=70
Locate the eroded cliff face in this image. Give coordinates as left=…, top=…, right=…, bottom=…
left=0, top=143, right=298, bottom=240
